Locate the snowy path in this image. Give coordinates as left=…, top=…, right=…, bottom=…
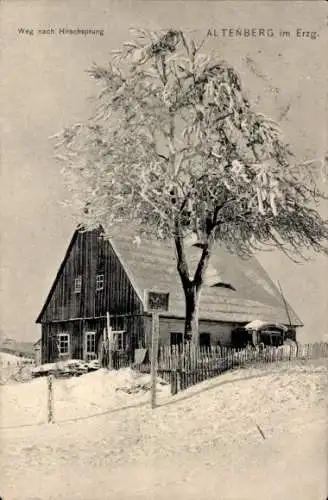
left=1, top=362, right=327, bottom=500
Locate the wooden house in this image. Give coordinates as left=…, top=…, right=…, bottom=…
left=36, top=227, right=302, bottom=364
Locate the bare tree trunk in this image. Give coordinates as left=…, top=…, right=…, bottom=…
left=184, top=285, right=202, bottom=345
left=174, top=217, right=215, bottom=346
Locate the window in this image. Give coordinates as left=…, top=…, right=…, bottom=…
left=170, top=332, right=183, bottom=347
left=199, top=333, right=211, bottom=348
left=96, top=274, right=104, bottom=291
left=112, top=331, right=126, bottom=351
left=57, top=333, right=70, bottom=355
left=74, top=275, right=82, bottom=293
left=85, top=331, right=96, bottom=360
left=260, top=329, right=284, bottom=347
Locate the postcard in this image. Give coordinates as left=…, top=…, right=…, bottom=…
left=1, top=1, right=327, bottom=499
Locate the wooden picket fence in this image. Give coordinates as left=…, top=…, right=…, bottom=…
left=133, top=341, right=328, bottom=395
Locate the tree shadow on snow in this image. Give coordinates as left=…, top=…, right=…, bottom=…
left=157, top=369, right=276, bottom=409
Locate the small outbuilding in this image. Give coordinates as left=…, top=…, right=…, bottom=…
left=33, top=338, right=42, bottom=366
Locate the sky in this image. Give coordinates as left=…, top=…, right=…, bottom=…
left=1, top=0, right=327, bottom=343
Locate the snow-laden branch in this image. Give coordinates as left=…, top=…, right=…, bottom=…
left=53, top=27, right=328, bottom=269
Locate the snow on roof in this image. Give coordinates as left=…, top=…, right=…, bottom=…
left=245, top=320, right=289, bottom=331
left=108, top=229, right=302, bottom=326
left=37, top=228, right=302, bottom=326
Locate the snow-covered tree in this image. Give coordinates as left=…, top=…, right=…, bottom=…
left=53, top=29, right=328, bottom=343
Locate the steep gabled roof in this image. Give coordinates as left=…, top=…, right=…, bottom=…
left=36, top=228, right=302, bottom=326
left=36, top=231, right=79, bottom=323
left=106, top=229, right=302, bottom=326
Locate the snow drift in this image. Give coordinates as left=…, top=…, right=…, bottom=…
left=1, top=361, right=327, bottom=500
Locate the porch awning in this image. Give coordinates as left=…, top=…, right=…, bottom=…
left=245, top=320, right=288, bottom=332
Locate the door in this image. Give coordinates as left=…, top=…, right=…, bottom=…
left=84, top=331, right=97, bottom=361
left=199, top=333, right=211, bottom=348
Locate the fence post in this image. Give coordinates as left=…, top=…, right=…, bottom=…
left=150, top=312, right=160, bottom=409
left=47, top=374, right=54, bottom=423
left=170, top=370, right=177, bottom=395
left=106, top=312, right=114, bottom=370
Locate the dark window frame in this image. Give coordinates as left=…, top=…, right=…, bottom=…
left=74, top=275, right=82, bottom=293
left=113, top=330, right=127, bottom=352
left=96, top=273, right=104, bottom=291
left=85, top=331, right=96, bottom=354
left=57, top=333, right=70, bottom=355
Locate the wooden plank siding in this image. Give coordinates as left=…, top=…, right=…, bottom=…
left=39, top=229, right=300, bottom=365
left=38, top=229, right=146, bottom=363
left=38, top=230, right=143, bottom=322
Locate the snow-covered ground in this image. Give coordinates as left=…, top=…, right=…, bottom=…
left=0, top=368, right=170, bottom=426
left=1, top=360, right=327, bottom=500
left=0, top=352, right=34, bottom=385
left=0, top=352, right=33, bottom=365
